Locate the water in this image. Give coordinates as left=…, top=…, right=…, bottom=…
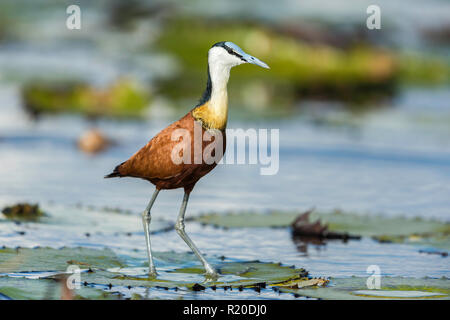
left=1, top=84, right=449, bottom=219
left=0, top=0, right=449, bottom=299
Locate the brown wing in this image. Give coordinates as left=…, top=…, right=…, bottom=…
left=113, top=112, right=195, bottom=180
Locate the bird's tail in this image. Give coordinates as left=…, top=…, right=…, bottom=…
left=104, top=162, right=125, bottom=179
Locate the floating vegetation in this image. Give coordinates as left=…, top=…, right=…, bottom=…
left=279, top=277, right=450, bottom=300
left=21, top=78, right=151, bottom=119
left=0, top=246, right=124, bottom=273
left=272, top=277, right=329, bottom=289
left=156, top=18, right=397, bottom=107
left=193, top=210, right=450, bottom=249
left=0, top=206, right=448, bottom=299
left=1, top=203, right=45, bottom=221
left=0, top=246, right=324, bottom=299
left=291, top=210, right=360, bottom=241
left=0, top=276, right=120, bottom=300
left=154, top=18, right=450, bottom=113
left=352, top=290, right=446, bottom=298
left=0, top=245, right=447, bottom=300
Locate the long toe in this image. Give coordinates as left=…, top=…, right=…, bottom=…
left=148, top=269, right=158, bottom=278
left=205, top=269, right=219, bottom=280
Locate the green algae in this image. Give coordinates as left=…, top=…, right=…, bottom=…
left=0, top=246, right=318, bottom=296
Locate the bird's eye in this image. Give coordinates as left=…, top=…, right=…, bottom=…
left=226, top=48, right=233, bottom=54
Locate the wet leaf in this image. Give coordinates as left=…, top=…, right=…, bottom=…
left=273, top=277, right=329, bottom=289
left=279, top=276, right=450, bottom=300
left=193, top=210, right=450, bottom=248
left=64, top=259, right=313, bottom=293
left=0, top=246, right=124, bottom=273
left=0, top=276, right=119, bottom=300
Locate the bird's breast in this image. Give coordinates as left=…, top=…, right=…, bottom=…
left=192, top=100, right=228, bottom=131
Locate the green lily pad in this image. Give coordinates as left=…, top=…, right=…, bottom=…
left=0, top=204, right=174, bottom=252
left=0, top=247, right=127, bottom=299
left=0, top=246, right=124, bottom=273
left=279, top=276, right=450, bottom=300
left=34, top=204, right=174, bottom=235
left=0, top=246, right=320, bottom=297
left=271, top=277, right=329, bottom=289
left=81, top=260, right=311, bottom=291
left=172, top=261, right=309, bottom=288
left=0, top=276, right=119, bottom=300
left=192, top=211, right=450, bottom=249
left=193, top=211, right=298, bottom=228
left=352, top=290, right=446, bottom=298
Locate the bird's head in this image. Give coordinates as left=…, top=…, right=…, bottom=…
left=208, top=41, right=269, bottom=70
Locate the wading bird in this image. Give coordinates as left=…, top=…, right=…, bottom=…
left=105, top=42, right=269, bottom=278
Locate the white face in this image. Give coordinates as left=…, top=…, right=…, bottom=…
left=208, top=46, right=245, bottom=70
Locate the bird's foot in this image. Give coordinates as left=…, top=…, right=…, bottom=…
left=204, top=267, right=219, bottom=281
left=147, top=267, right=158, bottom=279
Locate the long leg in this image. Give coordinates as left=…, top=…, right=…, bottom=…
left=142, top=188, right=160, bottom=276
left=175, top=192, right=218, bottom=278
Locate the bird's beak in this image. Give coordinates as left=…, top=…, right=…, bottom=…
left=242, top=52, right=270, bottom=69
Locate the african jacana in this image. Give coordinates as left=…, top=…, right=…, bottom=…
left=105, top=41, right=269, bottom=278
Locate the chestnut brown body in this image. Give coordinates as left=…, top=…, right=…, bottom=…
left=106, top=111, right=226, bottom=193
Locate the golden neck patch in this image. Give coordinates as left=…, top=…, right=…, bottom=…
left=192, top=100, right=228, bottom=130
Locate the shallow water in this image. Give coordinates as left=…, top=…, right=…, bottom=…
left=1, top=84, right=449, bottom=220
left=0, top=205, right=448, bottom=299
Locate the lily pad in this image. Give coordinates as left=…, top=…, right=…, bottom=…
left=272, top=277, right=329, bottom=289
left=192, top=210, right=450, bottom=249
left=81, top=260, right=311, bottom=291
left=0, top=204, right=174, bottom=250
left=352, top=290, right=446, bottom=298
left=279, top=276, right=450, bottom=300
left=0, top=276, right=119, bottom=300
left=0, top=246, right=128, bottom=299
left=0, top=245, right=322, bottom=298
left=0, top=246, right=124, bottom=273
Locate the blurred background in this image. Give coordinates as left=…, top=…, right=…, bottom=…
left=0, top=0, right=449, bottom=218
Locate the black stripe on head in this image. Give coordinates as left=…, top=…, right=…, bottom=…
left=211, top=41, right=246, bottom=62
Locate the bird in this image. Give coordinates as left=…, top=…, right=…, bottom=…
left=105, top=41, right=269, bottom=278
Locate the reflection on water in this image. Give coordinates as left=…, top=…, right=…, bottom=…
left=292, top=235, right=332, bottom=256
